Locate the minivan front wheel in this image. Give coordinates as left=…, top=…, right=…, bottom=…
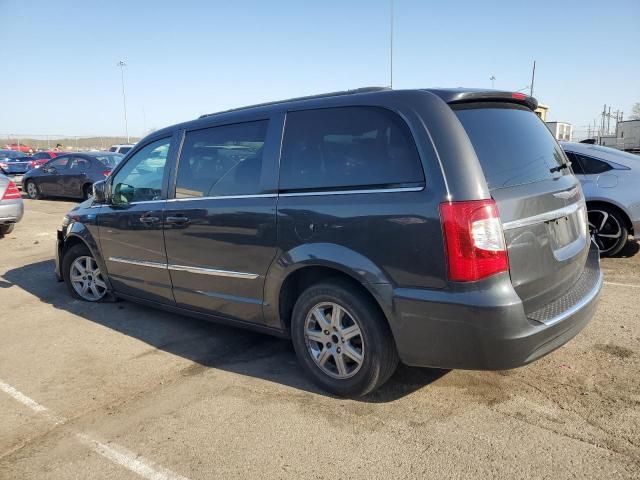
left=588, top=206, right=628, bottom=256
left=63, top=244, right=108, bottom=302
left=291, top=280, right=398, bottom=397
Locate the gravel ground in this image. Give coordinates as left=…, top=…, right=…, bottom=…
left=0, top=197, right=639, bottom=479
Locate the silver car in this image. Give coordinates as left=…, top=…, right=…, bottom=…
left=0, top=174, right=24, bottom=235
left=561, top=142, right=640, bottom=256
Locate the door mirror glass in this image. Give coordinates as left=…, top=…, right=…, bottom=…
left=93, top=180, right=107, bottom=203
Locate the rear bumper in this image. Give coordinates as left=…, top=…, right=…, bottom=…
left=391, top=248, right=602, bottom=370
left=0, top=200, right=24, bottom=224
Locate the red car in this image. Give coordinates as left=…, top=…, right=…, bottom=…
left=28, top=151, right=65, bottom=168
left=4, top=143, right=34, bottom=154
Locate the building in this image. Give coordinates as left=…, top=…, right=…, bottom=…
left=534, top=103, right=549, bottom=121
left=598, top=119, right=640, bottom=152
left=546, top=122, right=573, bottom=141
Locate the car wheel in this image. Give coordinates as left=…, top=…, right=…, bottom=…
left=588, top=206, right=628, bottom=257
left=290, top=280, right=399, bottom=397
left=62, top=243, right=108, bottom=302
left=83, top=183, right=93, bottom=200
left=0, top=224, right=15, bottom=236
left=25, top=180, right=41, bottom=200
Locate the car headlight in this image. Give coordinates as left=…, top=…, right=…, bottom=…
left=61, top=216, right=71, bottom=228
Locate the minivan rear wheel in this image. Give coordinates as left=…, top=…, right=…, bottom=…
left=290, top=280, right=398, bottom=397
left=588, top=206, right=628, bottom=256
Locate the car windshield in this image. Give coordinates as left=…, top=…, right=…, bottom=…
left=94, top=154, right=123, bottom=167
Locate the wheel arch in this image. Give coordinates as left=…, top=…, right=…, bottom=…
left=61, top=226, right=112, bottom=290
left=263, top=243, right=395, bottom=336
left=586, top=199, right=633, bottom=234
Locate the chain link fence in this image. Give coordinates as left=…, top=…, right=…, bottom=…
left=0, top=134, right=140, bottom=152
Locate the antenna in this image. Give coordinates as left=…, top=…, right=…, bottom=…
left=530, top=60, right=536, bottom=97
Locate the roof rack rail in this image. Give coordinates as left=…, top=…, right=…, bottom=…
left=198, top=86, right=391, bottom=119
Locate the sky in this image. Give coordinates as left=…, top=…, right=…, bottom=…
left=1, top=0, right=639, bottom=140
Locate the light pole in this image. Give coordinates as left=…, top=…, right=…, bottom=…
left=389, top=0, right=394, bottom=88
left=489, top=75, right=496, bottom=89
left=117, top=60, right=129, bottom=143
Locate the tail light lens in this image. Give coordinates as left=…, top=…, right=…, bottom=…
left=439, top=199, right=508, bottom=282
left=102, top=170, right=112, bottom=177
left=28, top=161, right=36, bottom=169
left=2, top=181, right=21, bottom=200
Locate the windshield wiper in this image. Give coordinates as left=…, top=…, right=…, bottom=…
left=550, top=161, right=571, bottom=173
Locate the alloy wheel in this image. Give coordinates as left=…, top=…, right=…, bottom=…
left=26, top=182, right=38, bottom=199
left=588, top=209, right=622, bottom=254
left=304, top=302, right=365, bottom=379
left=69, top=255, right=107, bottom=301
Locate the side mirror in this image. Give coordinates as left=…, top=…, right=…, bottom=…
left=93, top=180, right=107, bottom=204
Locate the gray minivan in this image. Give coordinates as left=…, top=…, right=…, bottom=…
left=55, top=88, right=602, bottom=396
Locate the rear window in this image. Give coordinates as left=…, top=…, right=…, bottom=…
left=95, top=154, right=123, bottom=167
left=280, top=106, right=424, bottom=192
left=454, top=105, right=569, bottom=190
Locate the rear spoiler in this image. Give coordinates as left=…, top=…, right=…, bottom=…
left=425, top=89, right=538, bottom=111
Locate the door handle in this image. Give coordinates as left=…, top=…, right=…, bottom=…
left=165, top=216, right=190, bottom=225
left=139, top=215, right=160, bottom=224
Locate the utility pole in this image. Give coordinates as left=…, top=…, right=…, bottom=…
left=117, top=60, right=130, bottom=143
left=489, top=75, right=496, bottom=89
left=389, top=0, right=394, bottom=88
left=530, top=60, right=536, bottom=97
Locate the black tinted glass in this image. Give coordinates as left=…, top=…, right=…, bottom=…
left=577, top=154, right=612, bottom=174
left=454, top=105, right=569, bottom=189
left=280, top=106, right=424, bottom=191
left=176, top=120, right=268, bottom=198
left=564, top=152, right=584, bottom=174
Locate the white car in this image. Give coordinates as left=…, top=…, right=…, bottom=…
left=561, top=142, right=640, bottom=256
left=108, top=144, right=135, bottom=155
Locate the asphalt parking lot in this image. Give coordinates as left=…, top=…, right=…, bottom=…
left=1, top=198, right=639, bottom=479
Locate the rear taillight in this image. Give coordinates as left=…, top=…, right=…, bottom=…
left=28, top=161, right=36, bottom=169
left=439, top=199, right=508, bottom=282
left=102, top=170, right=111, bottom=177
left=2, top=181, right=21, bottom=200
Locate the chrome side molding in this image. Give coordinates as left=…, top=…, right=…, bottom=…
left=502, top=202, right=584, bottom=231
left=108, top=257, right=258, bottom=279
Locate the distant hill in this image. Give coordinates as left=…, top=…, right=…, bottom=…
left=0, top=136, right=142, bottom=151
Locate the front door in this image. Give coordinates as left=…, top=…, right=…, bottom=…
left=97, top=136, right=176, bottom=304
left=39, top=156, right=70, bottom=195
left=163, top=118, right=280, bottom=325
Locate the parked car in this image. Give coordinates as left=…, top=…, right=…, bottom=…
left=3, top=143, right=33, bottom=153
left=55, top=88, right=602, bottom=396
left=23, top=152, right=123, bottom=200
left=0, top=174, right=24, bottom=236
left=28, top=150, right=66, bottom=168
left=108, top=144, right=135, bottom=155
left=561, top=142, right=640, bottom=256
left=0, top=151, right=33, bottom=187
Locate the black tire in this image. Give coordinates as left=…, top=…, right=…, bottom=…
left=588, top=205, right=628, bottom=257
left=62, top=243, right=108, bottom=302
left=25, top=180, right=41, bottom=199
left=82, top=183, right=93, bottom=200
left=291, top=279, right=399, bottom=397
left=0, top=224, right=15, bottom=235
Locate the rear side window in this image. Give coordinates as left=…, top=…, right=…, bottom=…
left=119, top=147, right=132, bottom=154
left=454, top=105, right=570, bottom=190
left=574, top=154, right=612, bottom=175
left=175, top=120, right=268, bottom=198
left=279, top=106, right=424, bottom=191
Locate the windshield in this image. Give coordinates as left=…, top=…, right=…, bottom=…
left=454, top=104, right=569, bottom=190
left=94, top=154, right=123, bottom=167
